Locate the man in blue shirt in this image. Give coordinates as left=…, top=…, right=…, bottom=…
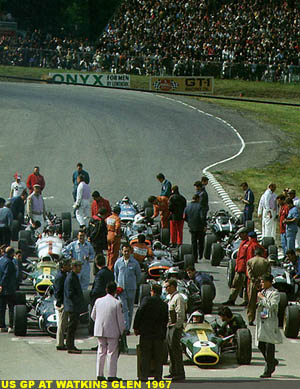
left=286, top=249, right=300, bottom=280
left=72, top=162, right=90, bottom=202
left=0, top=198, right=13, bottom=246
left=240, top=182, right=255, bottom=224
left=156, top=173, right=172, bottom=198
left=9, top=190, right=27, bottom=223
left=284, top=198, right=299, bottom=252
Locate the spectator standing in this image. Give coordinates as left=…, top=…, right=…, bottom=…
left=26, top=166, right=45, bottom=193
left=0, top=247, right=17, bottom=332
left=91, top=282, right=125, bottom=382
left=64, top=260, right=85, bottom=354
left=91, top=191, right=112, bottom=220
left=73, top=174, right=91, bottom=228
left=277, top=194, right=289, bottom=256
left=164, top=278, right=185, bottom=382
left=256, top=274, right=282, bottom=378
left=62, top=230, right=95, bottom=291
left=106, top=206, right=121, bottom=271
left=27, top=184, right=46, bottom=234
left=53, top=258, right=71, bottom=351
left=9, top=174, right=26, bottom=198
left=168, top=185, right=186, bottom=248
left=200, top=176, right=210, bottom=221
left=114, top=244, right=141, bottom=334
left=246, top=247, right=271, bottom=326
left=240, top=182, right=255, bottom=223
left=183, top=194, right=206, bottom=262
left=148, top=195, right=170, bottom=230
left=10, top=190, right=27, bottom=223
left=0, top=198, right=13, bottom=246
left=284, top=198, right=299, bottom=252
left=12, top=249, right=23, bottom=290
left=258, top=183, right=277, bottom=239
left=133, top=283, right=168, bottom=382
left=72, top=162, right=90, bottom=202
left=90, top=254, right=114, bottom=306
left=156, top=173, right=172, bottom=198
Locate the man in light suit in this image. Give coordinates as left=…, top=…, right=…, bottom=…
left=91, top=281, right=125, bottom=382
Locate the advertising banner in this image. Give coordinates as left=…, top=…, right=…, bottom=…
left=49, top=73, right=131, bottom=88
left=150, top=76, right=214, bottom=94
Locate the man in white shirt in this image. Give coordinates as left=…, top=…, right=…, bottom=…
left=258, top=183, right=277, bottom=240
left=9, top=174, right=26, bottom=199
left=73, top=174, right=91, bottom=228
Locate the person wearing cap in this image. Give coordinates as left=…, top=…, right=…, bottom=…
left=72, top=162, right=90, bottom=202
left=256, top=274, right=282, bottom=378
left=27, top=184, right=46, bottom=234
left=246, top=231, right=266, bottom=261
left=168, top=186, right=187, bottom=248
left=156, top=173, right=172, bottom=198
left=287, top=190, right=300, bottom=249
left=0, top=198, right=13, bottom=246
left=277, top=194, right=289, bottom=256
left=246, top=247, right=271, bottom=325
left=73, top=174, right=91, bottom=228
left=283, top=198, right=299, bottom=252
left=222, top=227, right=250, bottom=306
left=91, top=191, right=112, bottom=220
left=148, top=195, right=170, bottom=230
left=53, top=258, right=71, bottom=350
left=9, top=174, right=26, bottom=199
left=64, top=259, right=85, bottom=354
left=257, top=183, right=277, bottom=239
left=106, top=206, right=121, bottom=271
left=62, top=230, right=95, bottom=290
left=240, top=182, right=255, bottom=224
left=26, top=166, right=45, bottom=194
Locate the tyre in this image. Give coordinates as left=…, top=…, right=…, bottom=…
left=15, top=291, right=26, bottom=305
left=61, top=212, right=72, bottom=223
left=143, top=201, right=153, bottom=209
left=268, top=245, right=278, bottom=260
left=18, top=239, right=28, bottom=257
left=11, top=220, right=20, bottom=241
left=160, top=228, right=170, bottom=246
left=245, top=220, right=254, bottom=232
left=237, top=214, right=244, bottom=225
left=18, top=230, right=31, bottom=242
left=227, top=258, right=236, bottom=288
left=261, top=237, right=275, bottom=249
left=178, top=244, right=193, bottom=261
left=14, top=305, right=27, bottom=336
left=201, top=284, right=213, bottom=314
left=139, top=284, right=151, bottom=305
left=144, top=207, right=153, bottom=218
left=184, top=254, right=194, bottom=269
left=203, top=234, right=217, bottom=260
left=283, top=305, right=300, bottom=338
left=278, top=292, right=288, bottom=327
left=210, top=243, right=224, bottom=266
left=62, top=219, right=71, bottom=237
left=236, top=328, right=252, bottom=364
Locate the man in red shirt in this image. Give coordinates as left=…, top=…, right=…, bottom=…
left=91, top=191, right=112, bottom=220
left=246, top=231, right=267, bottom=261
left=277, top=194, right=289, bottom=256
left=222, top=228, right=250, bottom=306
left=26, top=167, right=45, bottom=194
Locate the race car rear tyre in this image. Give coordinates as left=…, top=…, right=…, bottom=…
left=62, top=219, right=71, bottom=237
left=11, top=220, right=20, bottom=241
left=14, top=305, right=27, bottom=336
left=236, top=328, right=252, bottom=364
left=261, top=237, right=275, bottom=250
left=18, top=230, right=31, bottom=242
left=210, top=243, right=224, bottom=266
left=18, top=239, right=28, bottom=257
left=15, top=291, right=26, bottom=305
left=160, top=228, right=170, bottom=246
left=144, top=207, right=153, bottom=218
left=227, top=258, right=236, bottom=288
left=61, top=212, right=72, bottom=223
left=203, top=234, right=217, bottom=260
left=268, top=245, right=278, bottom=261
left=184, top=254, right=194, bottom=269
left=278, top=292, right=288, bottom=327
left=201, top=284, right=213, bottom=314
left=139, top=284, right=151, bottom=305
left=283, top=305, right=300, bottom=338
left=178, top=244, right=193, bottom=262
left=245, top=220, right=254, bottom=232
left=143, top=201, right=153, bottom=209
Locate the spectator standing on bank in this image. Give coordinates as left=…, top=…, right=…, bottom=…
left=72, top=162, right=90, bottom=202
left=9, top=174, right=26, bottom=198
left=240, top=182, right=255, bottom=223
left=73, top=174, right=91, bottom=228
left=27, top=184, right=46, bottom=234
left=168, top=185, right=186, bottom=248
left=184, top=194, right=206, bottom=262
left=26, top=166, right=45, bottom=193
left=284, top=198, right=299, bottom=252
left=106, top=206, right=121, bottom=271
left=64, top=260, right=85, bottom=354
left=258, top=183, right=277, bottom=240
left=133, top=283, right=168, bottom=382
left=277, top=194, right=289, bottom=256
left=91, top=191, right=112, bottom=220
left=114, top=243, right=141, bottom=334
left=91, top=282, right=125, bottom=382
left=164, top=278, right=185, bottom=382
left=0, top=198, right=13, bottom=246
left=256, top=274, right=282, bottom=378
left=53, top=258, right=71, bottom=351
left=156, top=173, right=172, bottom=198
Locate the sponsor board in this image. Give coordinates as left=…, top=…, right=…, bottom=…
left=150, top=76, right=214, bottom=93
left=49, top=73, right=130, bottom=88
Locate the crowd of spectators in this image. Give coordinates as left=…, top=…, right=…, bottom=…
left=0, top=0, right=299, bottom=82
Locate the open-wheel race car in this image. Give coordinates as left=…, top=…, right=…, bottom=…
left=181, top=313, right=252, bottom=367
left=117, top=196, right=141, bottom=224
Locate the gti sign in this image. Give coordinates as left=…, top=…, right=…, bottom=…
left=49, top=73, right=131, bottom=88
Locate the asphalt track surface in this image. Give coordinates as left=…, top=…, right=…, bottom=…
left=0, top=82, right=299, bottom=381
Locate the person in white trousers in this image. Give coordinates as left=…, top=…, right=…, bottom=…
left=73, top=174, right=91, bottom=228
left=258, top=183, right=277, bottom=240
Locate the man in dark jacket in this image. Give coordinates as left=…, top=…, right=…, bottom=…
left=64, top=259, right=85, bottom=353
left=185, top=265, right=216, bottom=300
left=53, top=258, right=71, bottom=350
left=168, top=186, right=187, bottom=248
left=184, top=194, right=206, bottom=262
left=9, top=190, right=27, bottom=223
left=133, top=283, right=168, bottom=381
left=90, top=254, right=114, bottom=305
left=0, top=247, right=17, bottom=332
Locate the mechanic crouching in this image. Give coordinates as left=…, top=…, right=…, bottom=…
left=185, top=265, right=216, bottom=300
left=216, top=306, right=247, bottom=337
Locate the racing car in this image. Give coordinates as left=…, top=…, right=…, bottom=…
left=116, top=196, right=140, bottom=224
left=181, top=311, right=252, bottom=367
